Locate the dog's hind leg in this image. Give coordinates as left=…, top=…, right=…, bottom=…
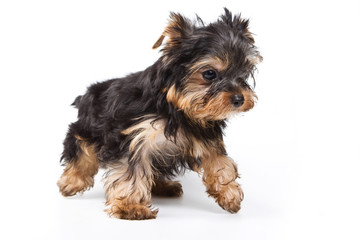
left=152, top=179, right=183, bottom=197
left=57, top=125, right=99, bottom=196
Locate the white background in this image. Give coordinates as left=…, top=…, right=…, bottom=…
left=1, top=0, right=359, bottom=239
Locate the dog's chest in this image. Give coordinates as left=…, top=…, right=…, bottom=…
left=122, top=117, right=208, bottom=161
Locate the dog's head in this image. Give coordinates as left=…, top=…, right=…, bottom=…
left=154, top=8, right=262, bottom=125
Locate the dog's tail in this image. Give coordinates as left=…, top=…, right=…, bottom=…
left=71, top=95, right=82, bottom=108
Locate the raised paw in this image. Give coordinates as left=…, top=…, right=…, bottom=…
left=106, top=203, right=158, bottom=220
left=214, top=182, right=244, bottom=213
left=152, top=180, right=183, bottom=197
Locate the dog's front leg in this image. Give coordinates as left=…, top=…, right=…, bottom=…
left=103, top=157, right=157, bottom=220
left=200, top=152, right=244, bottom=213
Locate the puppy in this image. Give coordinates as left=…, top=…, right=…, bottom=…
left=58, top=8, right=262, bottom=220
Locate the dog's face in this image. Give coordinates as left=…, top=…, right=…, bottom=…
left=154, top=9, right=262, bottom=124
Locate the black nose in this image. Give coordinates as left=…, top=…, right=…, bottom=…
left=230, top=94, right=244, bottom=108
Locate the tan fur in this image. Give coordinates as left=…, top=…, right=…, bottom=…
left=199, top=151, right=244, bottom=213
left=104, top=117, right=222, bottom=219
left=57, top=137, right=99, bottom=196
left=103, top=159, right=157, bottom=219
left=152, top=13, right=189, bottom=50
left=122, top=116, right=222, bottom=163
left=189, top=137, right=210, bottom=159
left=121, top=116, right=181, bottom=167
left=165, top=54, right=257, bottom=125
left=189, top=56, right=228, bottom=73
left=152, top=34, right=165, bottom=49
left=240, top=89, right=258, bottom=112
left=152, top=180, right=183, bottom=197
left=104, top=118, right=176, bottom=219
left=167, top=82, right=257, bottom=126
left=106, top=203, right=158, bottom=220
left=103, top=160, right=152, bottom=203
left=121, top=117, right=165, bottom=154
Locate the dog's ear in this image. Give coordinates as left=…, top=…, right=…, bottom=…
left=220, top=8, right=255, bottom=44
left=153, top=12, right=194, bottom=49
left=246, top=52, right=263, bottom=65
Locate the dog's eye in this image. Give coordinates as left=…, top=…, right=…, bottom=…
left=202, top=70, right=217, bottom=81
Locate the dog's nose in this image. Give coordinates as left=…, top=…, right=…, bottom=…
left=230, top=94, right=244, bottom=108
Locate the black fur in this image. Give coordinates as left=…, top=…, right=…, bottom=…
left=60, top=8, right=260, bottom=179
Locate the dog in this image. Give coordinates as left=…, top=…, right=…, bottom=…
left=57, top=8, right=262, bottom=220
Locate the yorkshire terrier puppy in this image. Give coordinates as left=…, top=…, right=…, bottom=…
left=58, top=8, right=262, bottom=220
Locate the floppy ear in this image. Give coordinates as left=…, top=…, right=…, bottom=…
left=152, top=12, right=194, bottom=49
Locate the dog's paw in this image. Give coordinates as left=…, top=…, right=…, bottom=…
left=57, top=173, right=94, bottom=197
left=215, top=182, right=244, bottom=213
left=106, top=203, right=158, bottom=220
left=152, top=181, right=183, bottom=197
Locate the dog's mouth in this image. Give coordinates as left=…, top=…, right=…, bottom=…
left=191, top=90, right=257, bottom=122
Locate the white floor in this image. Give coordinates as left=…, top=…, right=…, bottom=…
left=1, top=0, right=360, bottom=239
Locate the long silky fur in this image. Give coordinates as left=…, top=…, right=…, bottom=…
left=60, top=7, right=260, bottom=180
